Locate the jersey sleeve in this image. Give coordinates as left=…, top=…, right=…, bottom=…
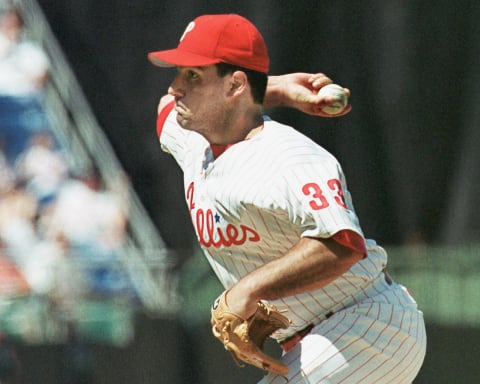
left=332, top=230, right=367, bottom=255
left=156, top=100, right=191, bottom=171
left=278, top=151, right=366, bottom=250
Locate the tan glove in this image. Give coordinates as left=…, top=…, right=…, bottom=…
left=211, top=290, right=291, bottom=376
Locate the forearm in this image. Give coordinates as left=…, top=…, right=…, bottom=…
left=227, top=237, right=363, bottom=317
left=263, top=73, right=351, bottom=117
left=263, top=75, right=289, bottom=109
left=264, top=73, right=329, bottom=109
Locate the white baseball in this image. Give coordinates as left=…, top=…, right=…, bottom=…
left=318, top=84, right=348, bottom=114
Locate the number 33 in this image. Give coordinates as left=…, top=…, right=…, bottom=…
left=302, top=179, right=347, bottom=210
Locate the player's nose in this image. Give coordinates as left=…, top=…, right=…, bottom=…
left=168, top=76, right=185, bottom=98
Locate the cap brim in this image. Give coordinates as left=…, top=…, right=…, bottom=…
left=148, top=49, right=222, bottom=68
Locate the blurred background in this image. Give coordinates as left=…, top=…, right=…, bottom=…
left=0, top=0, right=479, bottom=383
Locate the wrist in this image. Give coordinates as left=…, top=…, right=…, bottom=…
left=264, top=75, right=287, bottom=109
left=228, top=281, right=261, bottom=319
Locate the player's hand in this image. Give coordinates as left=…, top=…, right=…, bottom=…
left=265, top=73, right=352, bottom=117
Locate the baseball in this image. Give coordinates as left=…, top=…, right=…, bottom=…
left=318, top=84, right=348, bottom=114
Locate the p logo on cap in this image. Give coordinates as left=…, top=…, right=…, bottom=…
left=180, top=21, right=195, bottom=42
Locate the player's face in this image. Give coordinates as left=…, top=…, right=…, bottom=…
left=168, top=65, right=234, bottom=143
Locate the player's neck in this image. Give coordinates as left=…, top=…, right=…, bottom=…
left=210, top=106, right=263, bottom=145
left=209, top=121, right=263, bottom=160
left=229, top=104, right=264, bottom=143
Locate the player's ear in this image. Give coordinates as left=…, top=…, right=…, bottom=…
left=229, top=70, right=248, bottom=96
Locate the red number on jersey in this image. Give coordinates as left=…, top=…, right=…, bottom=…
left=302, top=179, right=347, bottom=210
left=327, top=179, right=347, bottom=209
left=302, top=182, right=329, bottom=210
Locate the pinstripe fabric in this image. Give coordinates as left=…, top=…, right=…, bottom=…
left=258, top=280, right=426, bottom=384
left=158, top=109, right=426, bottom=383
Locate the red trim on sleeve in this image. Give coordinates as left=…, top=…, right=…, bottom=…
left=332, top=230, right=367, bottom=256
left=156, top=100, right=176, bottom=138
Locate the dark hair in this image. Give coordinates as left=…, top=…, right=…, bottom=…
left=215, top=62, right=267, bottom=105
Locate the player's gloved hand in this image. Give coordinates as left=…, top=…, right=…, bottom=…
left=211, top=290, right=292, bottom=376
left=265, top=72, right=352, bottom=117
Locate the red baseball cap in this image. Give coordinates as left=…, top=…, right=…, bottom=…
left=148, top=14, right=269, bottom=73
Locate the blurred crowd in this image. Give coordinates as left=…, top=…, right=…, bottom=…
left=0, top=1, right=135, bottom=352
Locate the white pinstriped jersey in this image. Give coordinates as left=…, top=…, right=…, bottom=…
left=157, top=103, right=426, bottom=383
left=158, top=106, right=390, bottom=339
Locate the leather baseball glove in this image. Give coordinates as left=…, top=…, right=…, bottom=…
left=211, top=290, right=291, bottom=376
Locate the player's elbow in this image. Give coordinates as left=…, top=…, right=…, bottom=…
left=322, top=236, right=365, bottom=271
